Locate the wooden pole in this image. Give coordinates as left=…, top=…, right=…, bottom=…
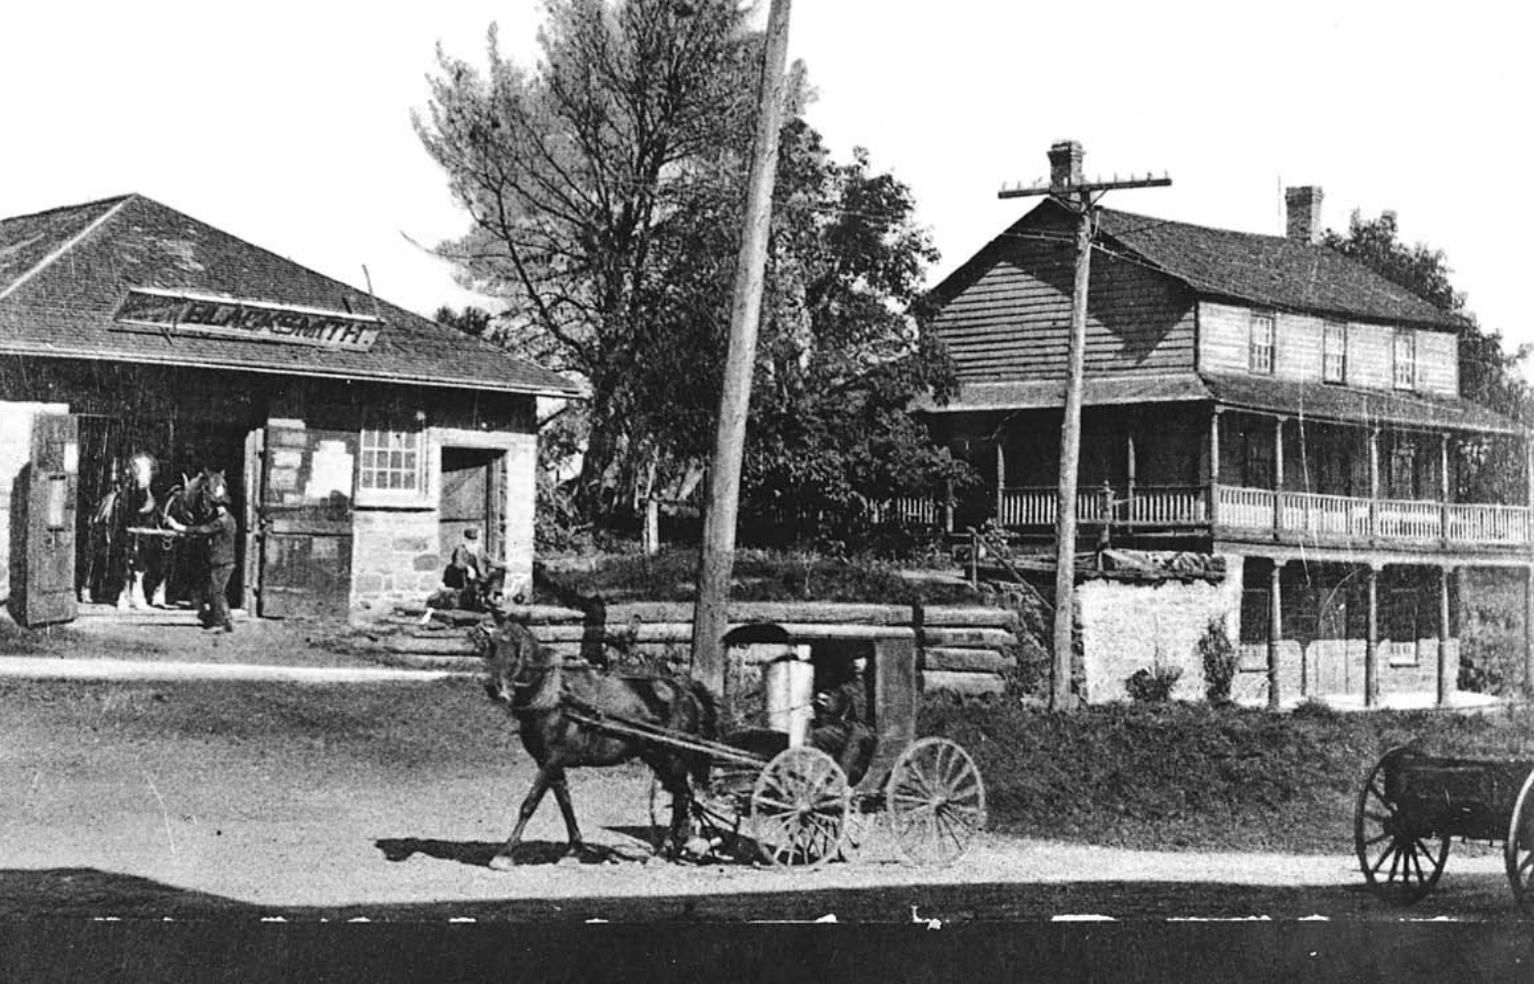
left=691, top=0, right=793, bottom=704
left=1050, top=196, right=1093, bottom=713
left=1272, top=417, right=1285, bottom=533
left=996, top=143, right=1171, bottom=714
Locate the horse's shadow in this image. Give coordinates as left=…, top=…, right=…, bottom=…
left=375, top=835, right=654, bottom=868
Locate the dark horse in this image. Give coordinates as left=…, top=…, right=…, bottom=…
left=476, top=615, right=717, bottom=868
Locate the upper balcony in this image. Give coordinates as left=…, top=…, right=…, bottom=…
left=993, top=484, right=1532, bottom=553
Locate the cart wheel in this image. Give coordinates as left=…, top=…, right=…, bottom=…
left=1504, top=766, right=1534, bottom=905
left=1354, top=746, right=1449, bottom=904
left=887, top=737, right=987, bottom=866
left=750, top=747, right=849, bottom=869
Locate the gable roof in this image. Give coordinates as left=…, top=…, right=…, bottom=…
left=0, top=194, right=579, bottom=397
left=936, top=198, right=1463, bottom=331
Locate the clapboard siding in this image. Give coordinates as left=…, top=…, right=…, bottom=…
left=933, top=230, right=1196, bottom=382
left=1198, top=302, right=1457, bottom=397
left=1416, top=330, right=1458, bottom=396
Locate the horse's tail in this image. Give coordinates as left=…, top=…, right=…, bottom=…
left=687, top=678, right=719, bottom=787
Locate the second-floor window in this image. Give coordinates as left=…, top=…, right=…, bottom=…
left=1393, top=331, right=1416, bottom=390
left=1323, top=322, right=1347, bottom=383
left=1249, top=312, right=1275, bottom=375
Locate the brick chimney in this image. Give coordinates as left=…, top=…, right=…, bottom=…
left=1048, top=140, right=1084, bottom=191
left=1284, top=185, right=1323, bottom=244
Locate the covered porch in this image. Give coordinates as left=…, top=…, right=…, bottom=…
left=934, top=375, right=1532, bottom=553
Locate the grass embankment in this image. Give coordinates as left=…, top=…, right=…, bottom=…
left=537, top=547, right=980, bottom=606
left=922, top=698, right=1534, bottom=855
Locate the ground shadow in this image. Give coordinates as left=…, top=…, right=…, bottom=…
left=0, top=867, right=257, bottom=919
left=3, top=865, right=1531, bottom=925
left=374, top=837, right=651, bottom=868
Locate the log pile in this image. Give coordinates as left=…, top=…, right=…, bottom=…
left=355, top=601, right=1020, bottom=696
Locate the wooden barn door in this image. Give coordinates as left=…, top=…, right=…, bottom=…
left=256, top=424, right=356, bottom=619
left=438, top=448, right=503, bottom=563
left=13, top=414, right=79, bottom=627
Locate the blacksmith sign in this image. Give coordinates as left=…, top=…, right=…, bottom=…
left=113, top=288, right=382, bottom=351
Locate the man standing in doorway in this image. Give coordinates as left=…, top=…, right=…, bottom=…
left=167, top=479, right=238, bottom=633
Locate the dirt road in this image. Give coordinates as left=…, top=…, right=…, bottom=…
left=0, top=674, right=1528, bottom=923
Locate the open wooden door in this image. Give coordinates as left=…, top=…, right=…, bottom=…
left=256, top=424, right=356, bottom=619
left=12, top=414, right=79, bottom=627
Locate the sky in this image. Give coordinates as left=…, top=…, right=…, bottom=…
left=3, top=1, right=1530, bottom=363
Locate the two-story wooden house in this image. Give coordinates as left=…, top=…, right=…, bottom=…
left=923, top=146, right=1528, bottom=706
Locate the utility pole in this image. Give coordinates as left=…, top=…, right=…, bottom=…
left=998, top=142, right=1170, bottom=712
left=691, top=0, right=794, bottom=707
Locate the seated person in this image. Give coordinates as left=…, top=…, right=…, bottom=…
left=807, top=685, right=876, bottom=787
left=443, top=527, right=485, bottom=590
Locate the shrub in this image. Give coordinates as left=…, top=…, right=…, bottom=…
left=1125, top=664, right=1182, bottom=703
left=1197, top=618, right=1238, bottom=704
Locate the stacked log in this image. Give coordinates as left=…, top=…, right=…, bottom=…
left=357, top=601, right=1018, bottom=695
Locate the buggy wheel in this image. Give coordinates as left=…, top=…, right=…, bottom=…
left=1354, top=747, right=1449, bottom=905
left=887, top=737, right=987, bottom=866
left=1505, top=766, right=1534, bottom=905
left=750, top=747, right=849, bottom=869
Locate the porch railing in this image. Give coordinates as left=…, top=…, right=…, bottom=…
left=1277, top=490, right=1371, bottom=539
left=1445, top=502, right=1531, bottom=546
left=983, top=483, right=1532, bottom=549
left=998, top=485, right=1207, bottom=528
left=1213, top=484, right=1532, bottom=548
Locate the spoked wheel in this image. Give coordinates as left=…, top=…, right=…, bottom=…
left=750, top=747, right=849, bottom=869
left=887, top=737, right=987, bottom=866
left=1504, top=767, right=1534, bottom=905
left=1354, top=747, right=1449, bottom=904
left=648, top=777, right=743, bottom=861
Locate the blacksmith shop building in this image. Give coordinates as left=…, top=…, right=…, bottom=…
left=0, top=194, right=577, bottom=626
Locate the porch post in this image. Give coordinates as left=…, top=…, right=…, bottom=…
left=1369, top=428, right=1381, bottom=539
left=943, top=477, right=955, bottom=534
left=1365, top=563, right=1379, bottom=707
left=1268, top=559, right=1283, bottom=711
left=1438, top=565, right=1453, bottom=708
left=1526, top=434, right=1533, bottom=548
left=1209, top=409, right=1221, bottom=525
left=1273, top=417, right=1286, bottom=533
left=1440, top=433, right=1451, bottom=543
left=1126, top=428, right=1137, bottom=504
left=1526, top=565, right=1534, bottom=698
left=995, top=439, right=1006, bottom=526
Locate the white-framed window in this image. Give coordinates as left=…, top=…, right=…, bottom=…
left=1322, top=321, right=1347, bottom=383
left=1393, top=330, right=1416, bottom=390
left=358, top=426, right=427, bottom=505
left=1249, top=311, right=1275, bottom=375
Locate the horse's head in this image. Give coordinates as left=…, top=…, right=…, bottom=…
left=166, top=469, right=230, bottom=525
left=475, top=615, right=557, bottom=708
left=127, top=452, right=158, bottom=491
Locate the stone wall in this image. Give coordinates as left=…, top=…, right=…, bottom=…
left=348, top=509, right=443, bottom=619
left=1077, top=555, right=1245, bottom=703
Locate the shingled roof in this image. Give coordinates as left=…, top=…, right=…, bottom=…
left=0, top=194, right=579, bottom=397
left=941, top=198, right=1464, bottom=331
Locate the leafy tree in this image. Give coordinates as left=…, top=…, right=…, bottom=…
left=740, top=121, right=968, bottom=549
left=415, top=0, right=759, bottom=519
left=1323, top=211, right=1530, bottom=500
left=432, top=305, right=493, bottom=337
left=419, top=0, right=969, bottom=542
